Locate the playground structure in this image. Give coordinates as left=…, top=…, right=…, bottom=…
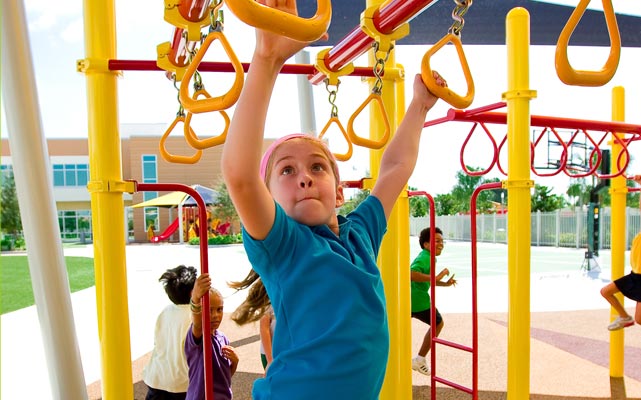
left=2, top=1, right=641, bottom=400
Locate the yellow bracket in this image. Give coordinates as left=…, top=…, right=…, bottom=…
left=347, top=92, right=390, bottom=150
left=319, top=117, right=353, bottom=162
left=179, top=31, right=244, bottom=113
left=164, top=0, right=211, bottom=42
left=315, top=49, right=355, bottom=86
left=501, top=89, right=537, bottom=101
left=159, top=114, right=204, bottom=164
left=76, top=58, right=119, bottom=75
left=87, top=180, right=136, bottom=194
left=360, top=5, right=409, bottom=54
left=361, top=178, right=375, bottom=191
left=184, top=90, right=230, bottom=149
left=157, top=41, right=189, bottom=82
left=555, top=0, right=620, bottom=86
left=225, top=0, right=331, bottom=42
left=420, top=33, right=475, bottom=109
left=502, top=179, right=534, bottom=189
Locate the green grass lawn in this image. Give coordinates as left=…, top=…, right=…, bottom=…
left=0, top=255, right=95, bottom=314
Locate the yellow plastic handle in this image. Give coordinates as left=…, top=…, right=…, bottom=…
left=225, top=0, right=331, bottom=42
left=420, top=33, right=475, bottom=109
left=555, top=0, right=620, bottom=86
left=347, top=93, right=390, bottom=150
left=159, top=115, right=203, bottom=164
left=184, top=94, right=230, bottom=150
left=318, top=117, right=353, bottom=162
left=179, top=31, right=244, bottom=113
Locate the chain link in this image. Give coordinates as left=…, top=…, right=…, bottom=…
left=324, top=80, right=340, bottom=118
left=449, top=0, right=472, bottom=37
left=173, top=76, right=185, bottom=117
left=371, top=41, right=392, bottom=95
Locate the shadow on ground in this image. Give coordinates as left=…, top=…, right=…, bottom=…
left=115, top=376, right=641, bottom=400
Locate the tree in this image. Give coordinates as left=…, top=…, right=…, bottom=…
left=339, top=189, right=369, bottom=216
left=434, top=193, right=457, bottom=216
left=1, top=172, right=22, bottom=237
left=212, top=182, right=238, bottom=234
left=531, top=184, right=566, bottom=212
left=450, top=167, right=502, bottom=214
left=408, top=186, right=429, bottom=217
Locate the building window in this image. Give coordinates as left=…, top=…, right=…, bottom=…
left=1, top=165, right=13, bottom=181
left=53, top=163, right=89, bottom=187
left=58, top=210, right=92, bottom=241
left=144, top=207, right=159, bottom=232
left=142, top=154, right=157, bottom=201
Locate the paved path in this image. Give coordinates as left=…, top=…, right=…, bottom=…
left=2, top=241, right=640, bottom=399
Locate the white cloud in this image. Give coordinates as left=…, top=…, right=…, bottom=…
left=60, top=18, right=84, bottom=43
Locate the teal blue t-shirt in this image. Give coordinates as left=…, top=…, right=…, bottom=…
left=243, top=196, right=388, bottom=400
left=410, top=249, right=433, bottom=312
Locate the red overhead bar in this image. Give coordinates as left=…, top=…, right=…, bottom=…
left=109, top=59, right=376, bottom=78
left=309, top=0, right=438, bottom=85
left=167, top=0, right=212, bottom=67
left=179, top=0, right=211, bottom=22
left=425, top=103, right=641, bottom=135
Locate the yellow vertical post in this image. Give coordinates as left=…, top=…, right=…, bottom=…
left=609, top=86, right=626, bottom=377
left=81, top=0, right=133, bottom=398
left=361, top=8, right=410, bottom=399
left=504, top=8, right=535, bottom=400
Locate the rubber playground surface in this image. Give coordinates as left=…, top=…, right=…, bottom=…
left=2, top=240, right=640, bottom=399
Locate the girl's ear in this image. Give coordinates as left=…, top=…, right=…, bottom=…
left=335, top=185, right=345, bottom=208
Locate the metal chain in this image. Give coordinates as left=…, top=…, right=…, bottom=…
left=449, top=0, right=473, bottom=37
left=324, top=80, right=340, bottom=118
left=173, top=76, right=185, bottom=117
left=209, top=0, right=224, bottom=33
left=371, top=41, right=392, bottom=95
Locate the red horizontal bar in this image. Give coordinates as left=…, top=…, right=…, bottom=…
left=433, top=337, right=473, bottom=353
left=108, top=59, right=376, bottom=78
left=309, top=0, right=438, bottom=85
left=433, top=376, right=474, bottom=394
left=425, top=104, right=641, bottom=135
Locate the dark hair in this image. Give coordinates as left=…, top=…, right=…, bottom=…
left=228, top=269, right=271, bottom=325
left=159, top=265, right=197, bottom=305
left=419, top=227, right=443, bottom=248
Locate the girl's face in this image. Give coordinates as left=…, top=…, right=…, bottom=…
left=267, top=139, right=344, bottom=228
left=208, top=291, right=224, bottom=333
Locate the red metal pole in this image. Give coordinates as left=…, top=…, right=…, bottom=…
left=308, top=0, right=438, bottom=85
left=108, top=59, right=376, bottom=78
left=135, top=181, right=214, bottom=400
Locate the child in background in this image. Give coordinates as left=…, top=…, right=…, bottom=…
left=600, top=174, right=641, bottom=330
left=228, top=270, right=274, bottom=373
left=410, top=227, right=457, bottom=375
left=143, top=265, right=197, bottom=400
left=220, top=0, right=446, bottom=397
left=259, top=305, right=276, bottom=373
left=186, top=273, right=238, bottom=400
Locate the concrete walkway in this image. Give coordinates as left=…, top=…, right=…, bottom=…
left=2, top=242, right=640, bottom=399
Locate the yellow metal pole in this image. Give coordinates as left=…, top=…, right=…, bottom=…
left=504, top=8, right=536, bottom=400
left=80, top=0, right=133, bottom=398
left=609, top=86, right=626, bottom=377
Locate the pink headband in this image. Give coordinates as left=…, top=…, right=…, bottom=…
left=259, top=133, right=340, bottom=182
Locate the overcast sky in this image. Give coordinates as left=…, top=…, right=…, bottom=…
left=2, top=0, right=640, bottom=195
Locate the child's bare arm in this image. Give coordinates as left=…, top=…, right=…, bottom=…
left=190, top=274, right=211, bottom=339
left=221, top=0, right=324, bottom=240
left=371, top=73, right=445, bottom=218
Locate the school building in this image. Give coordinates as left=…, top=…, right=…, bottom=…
left=1, top=124, right=273, bottom=243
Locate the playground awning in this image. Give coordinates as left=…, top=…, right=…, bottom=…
left=131, top=185, right=219, bottom=208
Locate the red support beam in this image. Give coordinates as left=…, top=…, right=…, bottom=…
left=308, top=0, right=438, bottom=85
left=108, top=59, right=376, bottom=78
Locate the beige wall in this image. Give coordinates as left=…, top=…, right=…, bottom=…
left=3, top=135, right=275, bottom=243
